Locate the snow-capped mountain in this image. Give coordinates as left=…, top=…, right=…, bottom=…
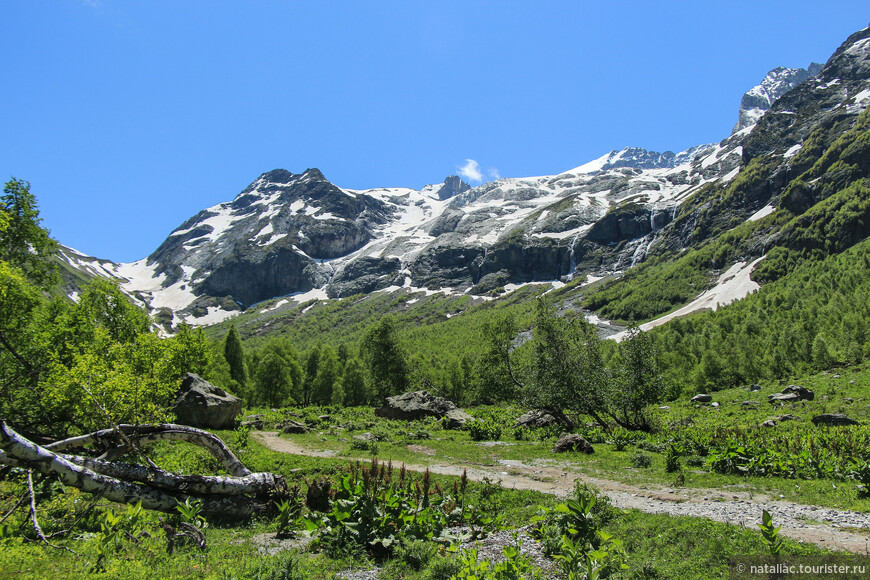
left=59, top=25, right=870, bottom=331
left=732, top=63, right=823, bottom=133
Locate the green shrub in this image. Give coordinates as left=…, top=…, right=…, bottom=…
left=631, top=451, right=652, bottom=469
left=467, top=419, right=503, bottom=441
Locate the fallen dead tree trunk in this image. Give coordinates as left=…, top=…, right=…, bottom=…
left=0, top=421, right=286, bottom=518
left=45, top=423, right=251, bottom=477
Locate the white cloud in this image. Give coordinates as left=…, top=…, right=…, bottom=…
left=488, top=168, right=500, bottom=180
left=458, top=159, right=484, bottom=183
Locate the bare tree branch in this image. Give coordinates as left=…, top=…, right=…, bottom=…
left=27, top=470, right=79, bottom=556
left=45, top=424, right=251, bottom=477
left=1, top=422, right=283, bottom=517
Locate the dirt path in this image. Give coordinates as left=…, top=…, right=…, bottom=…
left=253, top=431, right=870, bottom=554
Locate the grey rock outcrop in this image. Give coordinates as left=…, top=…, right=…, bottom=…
left=768, top=385, right=814, bottom=404
left=514, top=409, right=557, bottom=429
left=172, top=373, right=241, bottom=429
left=375, top=391, right=473, bottom=428
left=782, top=385, right=815, bottom=401
left=811, top=413, right=859, bottom=426
left=768, top=393, right=801, bottom=404
left=281, top=420, right=309, bottom=434
left=733, top=63, right=823, bottom=133
left=552, top=433, right=594, bottom=454
left=435, top=175, right=471, bottom=200
left=691, top=394, right=713, bottom=404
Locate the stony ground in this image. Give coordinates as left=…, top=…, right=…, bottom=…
left=254, top=431, right=870, bottom=556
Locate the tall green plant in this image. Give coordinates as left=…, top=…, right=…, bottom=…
left=223, top=324, right=247, bottom=386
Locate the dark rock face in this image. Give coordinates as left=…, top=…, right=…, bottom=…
left=477, top=238, right=572, bottom=285
left=146, top=168, right=391, bottom=310
left=374, top=391, right=473, bottom=428
left=691, top=394, right=713, bottom=403
left=427, top=209, right=465, bottom=236
left=811, top=413, right=859, bottom=426
left=408, top=245, right=486, bottom=289
left=199, top=246, right=321, bottom=308
left=586, top=205, right=673, bottom=245
left=326, top=256, right=402, bottom=298
left=514, top=409, right=557, bottom=429
left=743, top=27, right=870, bottom=164
left=552, top=433, right=594, bottom=454
left=435, top=175, right=471, bottom=200
left=172, top=373, right=241, bottom=429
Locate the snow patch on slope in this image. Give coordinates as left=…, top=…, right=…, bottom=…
left=610, top=257, right=764, bottom=341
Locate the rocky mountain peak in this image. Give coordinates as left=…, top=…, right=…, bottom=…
left=435, top=175, right=471, bottom=200
left=732, top=62, right=823, bottom=133
left=55, top=25, right=870, bottom=333
left=570, top=144, right=714, bottom=175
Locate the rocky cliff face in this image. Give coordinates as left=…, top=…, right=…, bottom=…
left=99, top=141, right=735, bottom=327
left=743, top=27, right=870, bottom=164
left=733, top=63, right=823, bottom=133
left=59, top=26, right=870, bottom=331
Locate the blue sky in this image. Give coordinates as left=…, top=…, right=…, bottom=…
left=2, top=1, right=867, bottom=262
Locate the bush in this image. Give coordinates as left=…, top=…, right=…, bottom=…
left=424, top=555, right=463, bottom=579
left=611, top=427, right=633, bottom=451
left=466, top=419, right=502, bottom=441
left=631, top=451, right=652, bottom=469
left=396, top=540, right=439, bottom=571
left=512, top=426, right=532, bottom=441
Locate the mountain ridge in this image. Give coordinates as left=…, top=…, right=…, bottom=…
left=56, top=25, right=870, bottom=333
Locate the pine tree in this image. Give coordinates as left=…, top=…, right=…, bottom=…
left=360, top=316, right=409, bottom=401
left=341, top=357, right=368, bottom=406
left=311, top=345, right=339, bottom=405
left=223, top=325, right=247, bottom=387
left=254, top=352, right=292, bottom=408
left=302, top=345, right=321, bottom=406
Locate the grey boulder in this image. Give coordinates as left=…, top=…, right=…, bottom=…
left=768, top=393, right=801, bottom=404
left=811, top=413, right=859, bottom=426
left=375, top=390, right=473, bottom=428
left=782, top=385, right=814, bottom=401
left=172, top=373, right=242, bottom=429
left=514, top=409, right=558, bottom=429
left=552, top=433, right=595, bottom=454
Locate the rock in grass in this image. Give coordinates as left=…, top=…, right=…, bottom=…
left=375, top=390, right=473, bottom=427
left=172, top=373, right=242, bottom=429
left=782, top=384, right=815, bottom=401
left=514, top=409, right=558, bottom=429
left=690, top=394, right=712, bottom=403
left=811, top=413, right=859, bottom=426
left=552, top=433, right=594, bottom=454
left=762, top=414, right=799, bottom=427
left=281, top=420, right=309, bottom=434
left=767, top=393, right=801, bottom=404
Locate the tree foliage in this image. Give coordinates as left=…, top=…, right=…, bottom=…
left=360, top=316, right=409, bottom=402
left=223, top=324, right=247, bottom=386
left=0, top=178, right=58, bottom=289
